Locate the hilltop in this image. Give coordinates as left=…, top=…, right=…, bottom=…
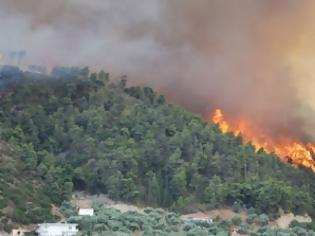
left=0, top=66, right=314, bottom=231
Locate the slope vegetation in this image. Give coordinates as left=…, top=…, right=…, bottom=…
left=0, top=66, right=314, bottom=229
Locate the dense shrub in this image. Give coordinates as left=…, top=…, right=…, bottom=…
left=256, top=214, right=269, bottom=226
left=232, top=216, right=242, bottom=226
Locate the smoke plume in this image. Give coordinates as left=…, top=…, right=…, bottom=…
left=1, top=0, right=315, bottom=142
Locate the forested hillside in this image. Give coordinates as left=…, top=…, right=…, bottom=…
left=0, top=66, right=314, bottom=230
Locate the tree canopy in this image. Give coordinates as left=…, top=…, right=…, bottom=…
left=0, top=67, right=314, bottom=229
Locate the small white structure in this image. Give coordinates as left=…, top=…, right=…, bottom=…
left=186, top=216, right=213, bottom=224
left=35, top=223, right=78, bottom=236
left=181, top=213, right=213, bottom=224
left=78, top=208, right=94, bottom=216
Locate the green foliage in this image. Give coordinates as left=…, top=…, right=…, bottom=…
left=60, top=201, right=77, bottom=218
left=218, top=219, right=232, bottom=230
left=64, top=203, right=182, bottom=235
left=247, top=213, right=258, bottom=225
left=238, top=223, right=250, bottom=234
left=232, top=201, right=242, bottom=213
left=231, top=215, right=242, bottom=226
left=256, top=214, right=269, bottom=226
left=203, top=176, right=226, bottom=209
left=186, top=228, right=208, bottom=236
left=3, top=223, right=13, bottom=233
left=289, top=220, right=315, bottom=231
left=0, top=68, right=314, bottom=228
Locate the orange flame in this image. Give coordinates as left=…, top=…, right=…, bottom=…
left=212, top=109, right=229, bottom=133
left=211, top=109, right=315, bottom=173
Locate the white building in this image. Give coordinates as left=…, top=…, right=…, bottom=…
left=186, top=216, right=213, bottom=224
left=181, top=212, right=213, bottom=224
left=35, top=223, right=78, bottom=236
left=78, top=208, right=94, bottom=216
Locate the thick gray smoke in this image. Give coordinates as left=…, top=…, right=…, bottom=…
left=1, top=0, right=315, bottom=142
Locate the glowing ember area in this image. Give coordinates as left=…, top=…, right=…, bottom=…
left=211, top=109, right=315, bottom=173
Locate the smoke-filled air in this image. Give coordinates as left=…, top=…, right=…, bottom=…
left=1, top=0, right=315, bottom=171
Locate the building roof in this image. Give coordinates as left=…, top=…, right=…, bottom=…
left=181, top=212, right=212, bottom=221
left=37, top=223, right=78, bottom=227
left=35, top=223, right=79, bottom=234
left=36, top=223, right=78, bottom=231
left=78, top=208, right=94, bottom=216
